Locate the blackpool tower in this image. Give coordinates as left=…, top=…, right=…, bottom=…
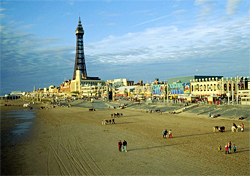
left=73, top=17, right=87, bottom=80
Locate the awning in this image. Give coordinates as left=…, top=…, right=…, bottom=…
left=208, top=94, right=218, bottom=97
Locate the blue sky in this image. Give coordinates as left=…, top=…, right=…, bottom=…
left=1, top=0, right=249, bottom=94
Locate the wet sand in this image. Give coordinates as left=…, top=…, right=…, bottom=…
left=1, top=99, right=249, bottom=175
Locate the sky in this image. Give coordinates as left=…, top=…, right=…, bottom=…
left=0, top=0, right=249, bottom=94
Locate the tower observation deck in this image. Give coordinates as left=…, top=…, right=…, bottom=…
left=73, top=17, right=87, bottom=80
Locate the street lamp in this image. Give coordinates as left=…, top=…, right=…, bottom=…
left=236, top=74, right=238, bottom=105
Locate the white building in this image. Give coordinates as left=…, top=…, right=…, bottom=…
left=71, top=70, right=105, bottom=96
left=107, top=78, right=131, bottom=87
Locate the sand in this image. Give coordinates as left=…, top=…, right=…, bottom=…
left=1, top=99, right=249, bottom=175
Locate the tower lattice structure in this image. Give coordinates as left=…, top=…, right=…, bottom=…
left=73, top=17, right=87, bottom=80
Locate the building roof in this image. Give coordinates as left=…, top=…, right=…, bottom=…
left=168, top=75, right=223, bottom=84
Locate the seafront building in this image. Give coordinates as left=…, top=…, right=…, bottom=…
left=190, top=76, right=250, bottom=104
left=108, top=75, right=250, bottom=105
left=10, top=74, right=250, bottom=105
left=167, top=75, right=223, bottom=100
left=106, top=78, right=134, bottom=87
left=0, top=91, right=24, bottom=100
left=60, top=80, right=71, bottom=93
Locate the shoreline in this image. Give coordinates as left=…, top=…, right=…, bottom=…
left=1, top=99, right=249, bottom=175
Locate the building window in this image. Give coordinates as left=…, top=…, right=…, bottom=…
left=217, top=84, right=220, bottom=90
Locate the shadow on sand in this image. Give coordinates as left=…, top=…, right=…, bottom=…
left=115, top=122, right=135, bottom=125
left=128, top=143, right=183, bottom=152
left=174, top=128, right=243, bottom=138
left=173, top=132, right=215, bottom=138
left=236, top=147, right=250, bottom=153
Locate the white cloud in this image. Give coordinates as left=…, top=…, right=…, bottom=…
left=133, top=14, right=172, bottom=27
left=226, top=0, right=243, bottom=14
left=194, top=0, right=215, bottom=16
left=86, top=16, right=249, bottom=67
left=173, top=9, right=187, bottom=14
left=0, top=13, right=7, bottom=18
left=1, top=23, right=74, bottom=76
left=195, top=0, right=214, bottom=5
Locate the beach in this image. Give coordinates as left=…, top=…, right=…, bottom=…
left=1, top=99, right=249, bottom=175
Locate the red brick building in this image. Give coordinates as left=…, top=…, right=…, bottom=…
left=60, top=80, right=71, bottom=93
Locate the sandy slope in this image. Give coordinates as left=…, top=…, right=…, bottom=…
left=1, top=100, right=249, bottom=175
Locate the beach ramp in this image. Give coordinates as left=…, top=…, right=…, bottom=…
left=172, top=104, right=198, bottom=114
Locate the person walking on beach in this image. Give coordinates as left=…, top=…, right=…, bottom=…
left=233, top=144, right=237, bottom=153
left=225, top=144, right=228, bottom=154
left=118, top=140, right=122, bottom=152
left=218, top=145, right=222, bottom=152
left=122, top=140, right=127, bottom=152
left=241, top=123, right=244, bottom=132
left=233, top=123, right=237, bottom=129
left=169, top=129, right=173, bottom=138
left=162, top=129, right=167, bottom=138
left=228, top=141, right=232, bottom=154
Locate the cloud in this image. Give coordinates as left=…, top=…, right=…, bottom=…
left=85, top=16, right=249, bottom=71
left=0, top=13, right=7, bottom=18
left=133, top=14, right=172, bottom=27
left=133, top=9, right=186, bottom=27
left=226, top=0, right=243, bottom=14
left=0, top=23, right=75, bottom=93
left=195, top=0, right=214, bottom=5
left=195, top=0, right=215, bottom=16
left=173, top=9, right=187, bottom=14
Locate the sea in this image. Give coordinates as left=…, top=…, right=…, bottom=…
left=1, top=108, right=37, bottom=146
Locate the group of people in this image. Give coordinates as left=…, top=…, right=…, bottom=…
left=118, top=140, right=128, bottom=152
left=218, top=141, right=237, bottom=154
left=162, top=129, right=173, bottom=138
